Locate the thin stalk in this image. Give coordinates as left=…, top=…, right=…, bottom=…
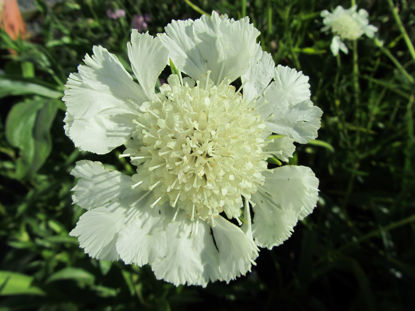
left=352, top=40, right=361, bottom=146
left=184, top=0, right=209, bottom=16
left=375, top=38, right=414, bottom=83
left=338, top=214, right=415, bottom=251
left=241, top=0, right=246, bottom=17
left=386, top=0, right=415, bottom=61
left=267, top=0, right=273, bottom=36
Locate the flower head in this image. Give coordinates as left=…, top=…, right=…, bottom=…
left=131, top=14, right=150, bottom=32
left=64, top=12, right=322, bottom=286
left=321, top=5, right=377, bottom=55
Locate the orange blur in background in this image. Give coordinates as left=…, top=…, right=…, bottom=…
left=0, top=0, right=26, bottom=40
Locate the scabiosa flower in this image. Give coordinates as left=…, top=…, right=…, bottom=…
left=106, top=9, right=126, bottom=20
left=321, top=5, right=377, bottom=56
left=131, top=14, right=150, bottom=32
left=64, top=12, right=322, bottom=286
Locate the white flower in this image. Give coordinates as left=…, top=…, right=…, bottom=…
left=321, top=5, right=378, bottom=56
left=64, top=12, right=322, bottom=286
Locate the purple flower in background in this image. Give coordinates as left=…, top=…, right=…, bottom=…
left=131, top=14, right=151, bottom=32
left=107, top=9, right=126, bottom=20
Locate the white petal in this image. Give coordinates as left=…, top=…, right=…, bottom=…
left=121, top=208, right=257, bottom=286
left=212, top=216, right=259, bottom=283
left=128, top=31, right=169, bottom=100
left=151, top=214, right=221, bottom=287
left=160, top=12, right=259, bottom=84
left=273, top=65, right=311, bottom=103
left=338, top=39, right=349, bottom=54
left=70, top=160, right=133, bottom=210
left=241, top=44, right=275, bottom=102
left=265, top=136, right=296, bottom=162
left=263, top=88, right=323, bottom=144
left=330, top=36, right=340, bottom=56
left=251, top=166, right=319, bottom=248
left=116, top=202, right=170, bottom=267
left=363, top=24, right=377, bottom=38
left=251, top=196, right=298, bottom=249
left=63, top=46, right=144, bottom=154
left=70, top=206, right=125, bottom=261
left=331, top=36, right=348, bottom=55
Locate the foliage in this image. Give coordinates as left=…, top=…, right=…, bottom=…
left=0, top=0, right=414, bottom=310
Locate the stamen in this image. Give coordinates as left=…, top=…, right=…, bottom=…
left=133, top=119, right=148, bottom=129
left=149, top=163, right=165, bottom=171
left=148, top=110, right=160, bottom=119
left=167, top=179, right=177, bottom=192
left=194, top=220, right=199, bottom=235
left=131, top=180, right=143, bottom=189
left=150, top=196, right=162, bottom=208
left=119, top=153, right=131, bottom=158
left=205, top=71, right=211, bottom=90
left=149, top=180, right=161, bottom=191
left=130, top=155, right=149, bottom=160
left=172, top=206, right=180, bottom=221
left=172, top=191, right=181, bottom=207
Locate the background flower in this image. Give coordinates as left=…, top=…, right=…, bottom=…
left=321, top=5, right=378, bottom=55
left=106, top=8, right=126, bottom=20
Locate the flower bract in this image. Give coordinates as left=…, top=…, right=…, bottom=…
left=64, top=12, right=322, bottom=286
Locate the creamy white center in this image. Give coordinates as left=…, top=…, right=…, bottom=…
left=126, top=74, right=268, bottom=221
left=331, top=14, right=363, bottom=40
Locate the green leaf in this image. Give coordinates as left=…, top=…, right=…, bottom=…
left=0, top=77, right=62, bottom=99
left=47, top=268, right=95, bottom=285
left=5, top=98, right=58, bottom=179
left=0, top=271, right=44, bottom=296
left=307, top=139, right=335, bottom=153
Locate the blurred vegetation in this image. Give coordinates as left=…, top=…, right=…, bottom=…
left=0, top=0, right=414, bottom=310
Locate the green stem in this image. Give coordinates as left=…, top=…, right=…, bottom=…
left=386, top=0, right=415, bottom=62
left=375, top=38, right=414, bottom=83
left=352, top=40, right=361, bottom=146
left=184, top=0, right=209, bottom=16
left=339, top=214, right=415, bottom=251
left=267, top=0, right=273, bottom=36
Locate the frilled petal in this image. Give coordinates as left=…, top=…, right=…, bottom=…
left=119, top=205, right=257, bottom=286
left=241, top=44, right=275, bottom=102
left=128, top=31, right=169, bottom=100
left=212, top=216, right=259, bottom=282
left=63, top=46, right=144, bottom=154
left=71, top=160, right=134, bottom=210
left=262, top=95, right=322, bottom=144
left=251, top=166, right=319, bottom=248
left=151, top=214, right=220, bottom=287
left=70, top=160, right=144, bottom=261
left=256, top=66, right=321, bottom=143
left=116, top=201, right=170, bottom=267
left=265, top=136, right=296, bottom=162
left=159, top=11, right=259, bottom=84
left=250, top=197, right=298, bottom=249
left=70, top=206, right=125, bottom=261
left=273, top=65, right=311, bottom=103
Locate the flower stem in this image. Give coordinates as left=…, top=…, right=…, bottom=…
left=386, top=0, right=415, bottom=62
left=338, top=213, right=415, bottom=251
left=352, top=40, right=361, bottom=145
left=374, top=38, right=414, bottom=83
left=184, top=0, right=209, bottom=16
